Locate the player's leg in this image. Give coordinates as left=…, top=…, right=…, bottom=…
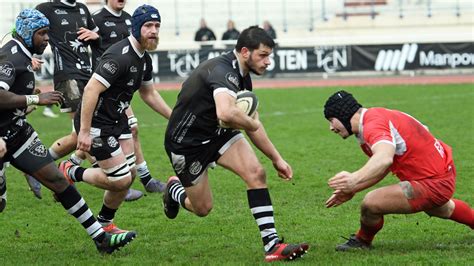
left=425, top=199, right=474, bottom=229
left=217, top=135, right=308, bottom=261
left=126, top=107, right=165, bottom=193
left=336, top=183, right=414, bottom=251
left=11, top=132, right=135, bottom=252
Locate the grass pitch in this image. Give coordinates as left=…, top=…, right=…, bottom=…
left=0, top=83, right=472, bottom=265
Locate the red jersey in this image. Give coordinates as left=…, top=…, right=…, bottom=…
left=357, top=108, right=453, bottom=181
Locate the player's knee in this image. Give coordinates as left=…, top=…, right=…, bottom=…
left=194, top=202, right=213, bottom=217
left=243, top=165, right=267, bottom=187
left=361, top=191, right=381, bottom=215
left=103, top=163, right=133, bottom=191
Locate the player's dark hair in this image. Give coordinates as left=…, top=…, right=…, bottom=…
left=235, top=26, right=275, bottom=52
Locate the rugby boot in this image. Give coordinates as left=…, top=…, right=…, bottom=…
left=336, top=234, right=371, bottom=251
left=264, top=240, right=309, bottom=262
left=144, top=177, right=166, bottom=193
left=124, top=188, right=143, bottom=202
left=162, top=176, right=180, bottom=219
left=102, top=223, right=128, bottom=234
left=95, top=231, right=136, bottom=254
left=25, top=174, right=42, bottom=199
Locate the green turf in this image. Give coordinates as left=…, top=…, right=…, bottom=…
left=0, top=84, right=472, bottom=265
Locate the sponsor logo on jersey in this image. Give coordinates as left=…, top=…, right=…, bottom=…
left=375, top=43, right=418, bottom=71
left=189, top=161, right=202, bottom=175
left=10, top=46, right=18, bottom=54
left=125, top=19, right=131, bottom=25
left=79, top=8, right=85, bottom=15
left=110, top=31, right=117, bottom=38
left=0, top=63, right=14, bottom=79
left=129, top=66, right=137, bottom=73
left=127, top=79, right=134, bottom=86
left=104, top=21, right=116, bottom=27
left=122, top=45, right=129, bottom=54
left=26, top=81, right=34, bottom=89
left=225, top=72, right=240, bottom=89
left=101, top=59, right=119, bottom=76
left=61, top=19, right=69, bottom=25
left=54, top=9, right=68, bottom=15
left=28, top=138, right=48, bottom=158
left=107, top=136, right=118, bottom=148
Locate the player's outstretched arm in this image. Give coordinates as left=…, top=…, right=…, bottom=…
left=246, top=114, right=293, bottom=180
left=138, top=84, right=172, bottom=119
left=0, top=90, right=63, bottom=109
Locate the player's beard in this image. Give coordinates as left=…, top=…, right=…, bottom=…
left=246, top=56, right=266, bottom=76
left=140, top=35, right=159, bottom=51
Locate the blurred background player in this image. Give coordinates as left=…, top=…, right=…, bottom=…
left=163, top=26, right=308, bottom=262
left=90, top=0, right=167, bottom=198
left=60, top=4, right=172, bottom=234
left=0, top=8, right=136, bottom=252
left=324, top=90, right=474, bottom=251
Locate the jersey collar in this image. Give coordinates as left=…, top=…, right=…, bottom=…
left=232, top=49, right=245, bottom=77
left=128, top=36, right=145, bottom=58
left=104, top=5, right=122, bottom=17
left=60, top=0, right=76, bottom=7
left=12, top=39, right=32, bottom=60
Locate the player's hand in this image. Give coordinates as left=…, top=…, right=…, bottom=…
left=77, top=131, right=92, bottom=152
left=38, top=91, right=64, bottom=106
left=273, top=158, right=293, bottom=180
left=31, top=57, right=44, bottom=71
left=77, top=27, right=99, bottom=41
left=328, top=171, right=357, bottom=193
left=325, top=189, right=355, bottom=208
left=0, top=138, right=6, bottom=158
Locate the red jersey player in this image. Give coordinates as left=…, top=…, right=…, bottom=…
left=323, top=90, right=473, bottom=251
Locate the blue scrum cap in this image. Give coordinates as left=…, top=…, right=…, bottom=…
left=15, top=8, right=49, bottom=48
left=131, top=4, right=161, bottom=40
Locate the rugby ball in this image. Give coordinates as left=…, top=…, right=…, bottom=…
left=219, top=90, right=259, bottom=128
left=236, top=90, right=259, bottom=118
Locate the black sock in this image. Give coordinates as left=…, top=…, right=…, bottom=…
left=140, top=173, right=152, bottom=186
left=55, top=185, right=105, bottom=242
left=97, top=204, right=117, bottom=225
left=247, top=188, right=279, bottom=252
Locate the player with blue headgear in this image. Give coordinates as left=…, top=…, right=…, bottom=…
left=14, top=8, right=50, bottom=54
left=131, top=4, right=161, bottom=51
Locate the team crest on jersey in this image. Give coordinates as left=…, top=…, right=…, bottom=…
left=189, top=161, right=202, bottom=175
left=127, top=79, right=134, bottom=86
left=122, top=45, right=129, bottom=54
left=10, top=46, right=18, bottom=54
left=0, top=62, right=14, bottom=80
left=129, top=66, right=137, bottom=73
left=79, top=8, right=85, bottom=15
left=101, top=59, right=119, bottom=77
left=107, top=136, right=118, bottom=148
left=225, top=72, right=240, bottom=89
left=110, top=31, right=117, bottom=38
left=28, top=138, right=48, bottom=158
left=117, top=101, right=129, bottom=113
left=54, top=9, right=68, bottom=15
left=104, top=21, right=116, bottom=27
left=61, top=19, right=69, bottom=25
